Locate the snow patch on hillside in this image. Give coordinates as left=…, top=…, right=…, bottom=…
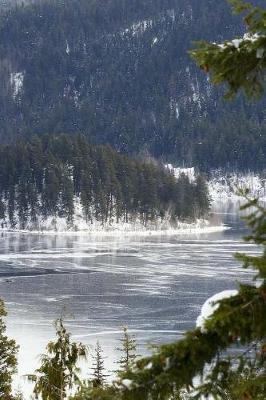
left=10, top=72, right=24, bottom=99
left=165, top=164, right=195, bottom=182
left=209, top=171, right=266, bottom=203
left=122, top=18, right=153, bottom=36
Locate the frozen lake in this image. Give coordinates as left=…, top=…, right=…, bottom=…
left=0, top=208, right=257, bottom=397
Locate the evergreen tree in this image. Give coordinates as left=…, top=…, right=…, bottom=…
left=42, top=165, right=60, bottom=218
left=60, top=170, right=74, bottom=227
left=193, top=175, right=210, bottom=218
left=17, top=173, right=29, bottom=229
left=0, top=198, right=5, bottom=222
left=0, top=135, right=210, bottom=230
left=191, top=0, right=266, bottom=99
left=8, top=186, right=16, bottom=228
left=0, top=299, right=18, bottom=398
left=116, top=327, right=138, bottom=375
left=80, top=165, right=93, bottom=224
left=91, top=341, right=108, bottom=388
left=28, top=318, right=88, bottom=400
left=28, top=180, right=39, bottom=227
left=70, top=385, right=117, bottom=400
left=0, top=0, right=265, bottom=170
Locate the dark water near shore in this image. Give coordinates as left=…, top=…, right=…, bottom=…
left=0, top=209, right=258, bottom=397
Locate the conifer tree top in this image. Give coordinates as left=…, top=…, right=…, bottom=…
left=191, top=0, right=266, bottom=98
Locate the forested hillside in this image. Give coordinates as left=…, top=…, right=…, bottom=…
left=0, top=0, right=265, bottom=170
left=0, top=135, right=209, bottom=231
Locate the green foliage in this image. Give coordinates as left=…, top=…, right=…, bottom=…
left=70, top=385, right=119, bottom=400
left=192, top=342, right=266, bottom=399
left=0, top=135, right=210, bottom=229
left=91, top=341, right=108, bottom=388
left=0, top=299, right=18, bottom=398
left=28, top=318, right=88, bottom=400
left=116, top=327, right=138, bottom=375
left=191, top=0, right=266, bottom=98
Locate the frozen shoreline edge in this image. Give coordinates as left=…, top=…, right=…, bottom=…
left=0, top=224, right=230, bottom=237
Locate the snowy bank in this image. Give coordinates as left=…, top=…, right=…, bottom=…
left=208, top=171, right=266, bottom=204
left=0, top=191, right=227, bottom=236
left=0, top=218, right=229, bottom=237
left=196, top=290, right=238, bottom=333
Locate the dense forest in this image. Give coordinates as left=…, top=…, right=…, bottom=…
left=0, top=135, right=209, bottom=230
left=0, top=0, right=265, bottom=170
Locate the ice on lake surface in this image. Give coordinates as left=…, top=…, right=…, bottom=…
left=0, top=209, right=259, bottom=397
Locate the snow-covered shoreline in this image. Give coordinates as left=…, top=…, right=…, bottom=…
left=0, top=191, right=223, bottom=236
left=2, top=168, right=264, bottom=237
left=0, top=221, right=229, bottom=237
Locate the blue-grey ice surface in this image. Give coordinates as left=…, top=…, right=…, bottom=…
left=0, top=208, right=257, bottom=397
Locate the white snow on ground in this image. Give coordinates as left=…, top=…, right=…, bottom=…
left=196, top=290, right=238, bottom=333
left=1, top=224, right=228, bottom=237
left=0, top=193, right=227, bottom=235
left=208, top=171, right=266, bottom=203
left=10, top=72, right=24, bottom=99
left=131, top=19, right=153, bottom=35
left=2, top=166, right=264, bottom=235
left=166, top=166, right=266, bottom=203
left=0, top=171, right=227, bottom=235
left=0, top=202, right=227, bottom=237
left=165, top=164, right=195, bottom=182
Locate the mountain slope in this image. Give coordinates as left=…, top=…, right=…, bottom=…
left=0, top=0, right=265, bottom=170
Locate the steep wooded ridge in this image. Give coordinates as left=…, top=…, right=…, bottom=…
left=0, top=0, right=265, bottom=170
left=0, top=135, right=209, bottom=231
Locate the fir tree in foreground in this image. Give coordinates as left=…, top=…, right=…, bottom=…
left=69, top=341, right=113, bottom=400
left=191, top=0, right=266, bottom=100
left=116, top=327, right=138, bottom=375
left=28, top=319, right=87, bottom=400
left=91, top=341, right=108, bottom=388
left=0, top=299, right=18, bottom=399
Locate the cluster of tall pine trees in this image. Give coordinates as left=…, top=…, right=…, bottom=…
left=0, top=135, right=209, bottom=230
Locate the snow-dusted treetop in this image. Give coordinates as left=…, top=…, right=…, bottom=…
left=191, top=1, right=266, bottom=98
